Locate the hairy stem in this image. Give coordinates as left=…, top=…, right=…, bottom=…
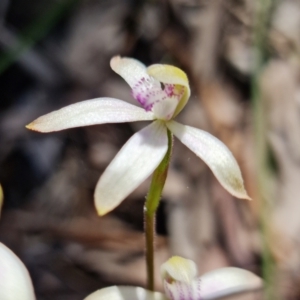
left=144, top=129, right=173, bottom=291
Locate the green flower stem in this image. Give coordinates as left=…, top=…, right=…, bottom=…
left=144, top=128, right=173, bottom=291
left=144, top=213, right=155, bottom=291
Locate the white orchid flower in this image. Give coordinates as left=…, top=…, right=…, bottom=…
left=0, top=191, right=35, bottom=299
left=83, top=256, right=262, bottom=300
left=26, top=56, right=250, bottom=216
left=161, top=256, right=262, bottom=300
left=0, top=242, right=36, bottom=300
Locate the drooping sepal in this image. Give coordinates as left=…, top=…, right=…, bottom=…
left=95, top=121, right=168, bottom=216
left=166, top=121, right=251, bottom=200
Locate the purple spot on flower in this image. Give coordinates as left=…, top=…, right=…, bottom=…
left=131, top=75, right=185, bottom=116
left=164, top=84, right=175, bottom=97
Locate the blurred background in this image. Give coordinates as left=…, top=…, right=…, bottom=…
left=0, top=0, right=299, bottom=299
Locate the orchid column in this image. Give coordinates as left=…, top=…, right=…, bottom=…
left=27, top=56, right=250, bottom=291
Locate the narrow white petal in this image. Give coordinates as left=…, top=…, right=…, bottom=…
left=84, top=286, right=167, bottom=300
left=26, top=98, right=154, bottom=132
left=110, top=56, right=150, bottom=88
left=95, top=121, right=168, bottom=216
left=0, top=243, right=35, bottom=300
left=167, top=121, right=250, bottom=200
left=161, top=256, right=198, bottom=283
left=200, top=267, right=263, bottom=299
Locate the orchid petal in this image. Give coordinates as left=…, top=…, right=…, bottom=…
left=161, top=256, right=198, bottom=283
left=26, top=98, right=154, bottom=132
left=84, top=286, right=167, bottom=300
left=110, top=56, right=166, bottom=112
left=200, top=267, right=263, bottom=299
left=95, top=121, right=168, bottom=216
left=147, top=64, right=190, bottom=117
left=110, top=56, right=149, bottom=88
left=0, top=243, right=36, bottom=300
left=166, top=121, right=250, bottom=200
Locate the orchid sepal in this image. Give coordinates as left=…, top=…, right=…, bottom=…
left=26, top=97, right=154, bottom=132
left=84, top=286, right=167, bottom=300
left=166, top=121, right=251, bottom=200
left=0, top=243, right=36, bottom=300
left=95, top=120, right=168, bottom=216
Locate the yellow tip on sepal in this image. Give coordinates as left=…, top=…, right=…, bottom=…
left=96, top=207, right=108, bottom=217
left=25, top=123, right=38, bottom=131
